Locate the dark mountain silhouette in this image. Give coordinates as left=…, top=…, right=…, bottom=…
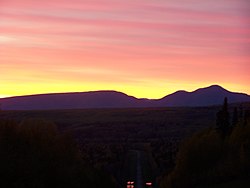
left=0, top=91, right=147, bottom=110
left=157, top=85, right=250, bottom=107
left=0, top=85, right=249, bottom=110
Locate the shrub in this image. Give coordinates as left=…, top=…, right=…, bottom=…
left=0, top=118, right=115, bottom=188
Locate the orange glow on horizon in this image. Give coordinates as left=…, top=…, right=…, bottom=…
left=0, top=82, right=249, bottom=99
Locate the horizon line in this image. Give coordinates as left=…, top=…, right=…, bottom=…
left=1, top=84, right=249, bottom=100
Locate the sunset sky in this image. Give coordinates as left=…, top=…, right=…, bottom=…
left=0, top=0, right=249, bottom=99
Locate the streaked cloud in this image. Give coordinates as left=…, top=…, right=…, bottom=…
left=0, top=0, right=249, bottom=98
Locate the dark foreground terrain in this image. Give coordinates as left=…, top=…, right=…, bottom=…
left=0, top=102, right=250, bottom=188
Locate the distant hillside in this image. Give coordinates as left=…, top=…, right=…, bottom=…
left=157, top=85, right=250, bottom=107
left=0, top=91, right=148, bottom=110
left=0, top=85, right=250, bottom=110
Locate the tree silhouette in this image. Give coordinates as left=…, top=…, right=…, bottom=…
left=232, top=107, right=239, bottom=127
left=244, top=110, right=250, bottom=126
left=0, top=118, right=116, bottom=188
left=216, top=97, right=230, bottom=137
left=161, top=118, right=250, bottom=188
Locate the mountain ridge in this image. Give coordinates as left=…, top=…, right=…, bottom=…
left=0, top=85, right=250, bottom=110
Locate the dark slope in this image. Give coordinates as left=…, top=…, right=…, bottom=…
left=0, top=85, right=249, bottom=110
left=0, top=91, right=148, bottom=110
left=158, top=85, right=250, bottom=106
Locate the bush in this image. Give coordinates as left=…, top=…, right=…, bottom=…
left=0, top=118, right=115, bottom=188
left=161, top=117, right=250, bottom=188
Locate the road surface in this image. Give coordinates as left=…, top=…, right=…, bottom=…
left=136, top=151, right=143, bottom=188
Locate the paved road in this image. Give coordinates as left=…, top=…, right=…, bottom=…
left=136, top=151, right=143, bottom=188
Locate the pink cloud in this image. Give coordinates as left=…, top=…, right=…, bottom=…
left=0, top=0, right=249, bottom=97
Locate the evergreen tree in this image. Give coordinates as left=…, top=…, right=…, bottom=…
left=216, top=97, right=230, bottom=137
left=244, top=110, right=250, bottom=126
left=223, top=97, right=228, bottom=112
left=239, top=105, right=243, bottom=119
left=232, top=107, right=238, bottom=127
